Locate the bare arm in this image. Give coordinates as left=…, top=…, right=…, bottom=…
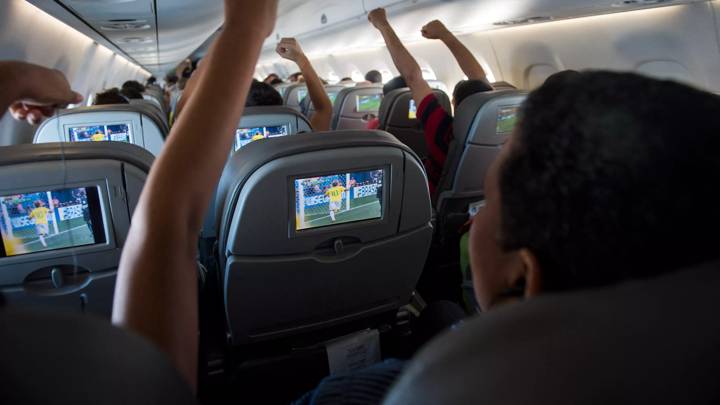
left=421, top=20, right=490, bottom=83
left=276, top=38, right=332, bottom=131
left=112, top=0, right=278, bottom=391
left=174, top=60, right=206, bottom=119
left=368, top=8, right=432, bottom=105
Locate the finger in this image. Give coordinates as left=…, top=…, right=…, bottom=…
left=27, top=111, right=42, bottom=125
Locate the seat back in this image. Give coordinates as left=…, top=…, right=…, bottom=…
left=385, top=260, right=720, bottom=404
left=0, top=142, right=153, bottom=318
left=0, top=309, right=195, bottom=404
left=34, top=105, right=168, bottom=156
left=434, top=90, right=526, bottom=238
left=331, top=85, right=384, bottom=130
left=300, top=85, right=346, bottom=117
left=378, top=88, right=451, bottom=159
left=283, top=84, right=308, bottom=112
left=231, top=106, right=312, bottom=152
left=491, top=81, right=518, bottom=90
left=215, top=130, right=432, bottom=345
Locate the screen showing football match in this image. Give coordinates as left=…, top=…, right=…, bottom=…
left=356, top=94, right=382, bottom=113
left=0, top=187, right=106, bottom=258
left=297, top=88, right=308, bottom=103
left=496, top=105, right=520, bottom=134
left=294, top=169, right=384, bottom=231
left=234, top=124, right=290, bottom=151
left=68, top=123, right=131, bottom=143
left=408, top=99, right=417, bottom=120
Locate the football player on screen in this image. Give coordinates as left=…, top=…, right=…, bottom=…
left=325, top=180, right=346, bottom=222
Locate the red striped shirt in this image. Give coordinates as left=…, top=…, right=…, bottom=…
left=418, top=93, right=454, bottom=195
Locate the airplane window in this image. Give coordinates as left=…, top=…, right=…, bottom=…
left=327, top=72, right=340, bottom=84
left=421, top=68, right=437, bottom=81
left=351, top=70, right=365, bottom=83
left=381, top=69, right=393, bottom=83
left=0, top=186, right=106, bottom=257
left=293, top=168, right=384, bottom=231
left=234, top=124, right=290, bottom=151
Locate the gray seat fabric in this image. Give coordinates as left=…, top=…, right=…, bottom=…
left=283, top=83, right=308, bottom=112
left=0, top=309, right=196, bottom=404
left=215, top=130, right=432, bottom=344
left=434, top=90, right=526, bottom=237
left=331, top=85, right=384, bottom=130
left=0, top=142, right=153, bottom=318
left=377, top=88, right=451, bottom=159
left=34, top=104, right=168, bottom=156
left=385, top=260, right=720, bottom=404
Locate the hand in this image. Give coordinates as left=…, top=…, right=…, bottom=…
left=368, top=8, right=389, bottom=30
left=224, top=0, right=278, bottom=38
left=276, top=38, right=305, bottom=63
left=1, top=62, right=83, bottom=125
left=421, top=20, right=451, bottom=40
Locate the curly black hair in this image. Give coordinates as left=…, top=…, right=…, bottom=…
left=246, top=80, right=283, bottom=107
left=499, top=71, right=720, bottom=291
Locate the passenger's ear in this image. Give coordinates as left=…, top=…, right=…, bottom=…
left=519, top=248, right=542, bottom=298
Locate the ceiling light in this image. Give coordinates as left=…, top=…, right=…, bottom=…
left=493, top=16, right=554, bottom=26
left=100, top=22, right=151, bottom=31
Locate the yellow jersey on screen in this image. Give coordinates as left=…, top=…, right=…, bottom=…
left=325, top=186, right=345, bottom=202
left=29, top=207, right=50, bottom=224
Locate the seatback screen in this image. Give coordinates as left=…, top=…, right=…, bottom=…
left=234, top=124, right=290, bottom=151
left=294, top=169, right=384, bottom=231
left=0, top=187, right=106, bottom=257
left=328, top=92, right=338, bottom=105
left=297, top=88, right=308, bottom=103
left=496, top=106, right=520, bottom=134
left=68, top=123, right=132, bottom=143
left=356, top=94, right=382, bottom=113
left=408, top=99, right=417, bottom=120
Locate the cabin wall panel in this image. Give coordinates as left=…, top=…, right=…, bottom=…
left=276, top=2, right=720, bottom=95
left=0, top=0, right=147, bottom=145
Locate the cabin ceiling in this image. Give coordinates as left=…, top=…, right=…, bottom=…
left=27, top=0, right=707, bottom=76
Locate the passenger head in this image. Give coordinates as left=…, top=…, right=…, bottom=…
left=340, top=77, right=353, bottom=83
left=33, top=200, right=43, bottom=208
left=382, top=76, right=407, bottom=95
left=452, top=79, right=493, bottom=108
left=93, top=88, right=129, bottom=105
left=469, top=71, right=720, bottom=310
left=365, top=70, right=383, bottom=84
left=288, top=72, right=303, bottom=83
left=246, top=80, right=283, bottom=107
left=122, top=80, right=145, bottom=94
left=165, top=74, right=178, bottom=87
left=120, top=87, right=144, bottom=100
left=146, top=76, right=157, bottom=86
left=332, top=180, right=339, bottom=187
left=269, top=77, right=284, bottom=86
left=263, top=73, right=280, bottom=84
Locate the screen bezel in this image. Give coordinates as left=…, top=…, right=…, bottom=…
left=0, top=186, right=107, bottom=258
left=355, top=94, right=382, bottom=113
left=66, top=121, right=134, bottom=144
left=234, top=123, right=291, bottom=151
left=288, top=166, right=389, bottom=237
left=495, top=105, right=520, bottom=135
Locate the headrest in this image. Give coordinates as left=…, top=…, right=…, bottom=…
left=331, top=85, right=384, bottom=130
left=0, top=141, right=153, bottom=170
left=34, top=105, right=168, bottom=156
left=491, top=81, right=518, bottom=90
left=378, top=88, right=451, bottom=129
left=300, top=85, right=347, bottom=117
left=0, top=309, right=195, bottom=404
left=215, top=130, right=432, bottom=343
left=385, top=260, right=720, bottom=404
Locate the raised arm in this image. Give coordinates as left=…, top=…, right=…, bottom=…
left=0, top=61, right=82, bottom=125
left=276, top=38, right=332, bottom=131
left=421, top=20, right=490, bottom=84
left=368, top=8, right=432, bottom=104
left=112, top=0, right=278, bottom=391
